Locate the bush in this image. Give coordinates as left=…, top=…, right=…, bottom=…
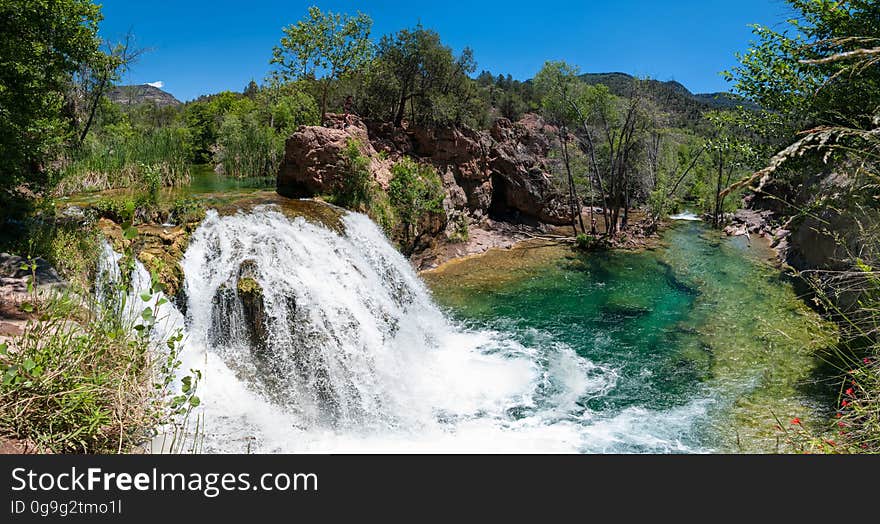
left=0, top=247, right=198, bottom=453
left=331, top=139, right=376, bottom=210
left=389, top=157, right=445, bottom=253
left=448, top=214, right=469, bottom=243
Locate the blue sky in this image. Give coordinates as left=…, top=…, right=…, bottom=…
left=99, top=1, right=796, bottom=102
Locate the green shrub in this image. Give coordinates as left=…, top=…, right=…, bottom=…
left=330, top=139, right=376, bottom=210
left=389, top=157, right=445, bottom=253
left=448, top=214, right=469, bottom=243
left=0, top=246, right=199, bottom=453
left=169, top=197, right=206, bottom=225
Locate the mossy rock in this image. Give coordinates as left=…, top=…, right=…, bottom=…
left=236, top=260, right=268, bottom=355
left=237, top=276, right=260, bottom=295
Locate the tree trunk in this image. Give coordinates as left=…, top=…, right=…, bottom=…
left=713, top=149, right=724, bottom=228
left=320, top=78, right=330, bottom=125
left=560, top=133, right=582, bottom=236
left=394, top=84, right=408, bottom=127
left=79, top=73, right=109, bottom=145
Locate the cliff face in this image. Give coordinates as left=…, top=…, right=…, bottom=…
left=276, top=113, right=574, bottom=228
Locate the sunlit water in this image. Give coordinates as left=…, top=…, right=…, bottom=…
left=101, top=207, right=835, bottom=453
left=424, top=221, right=836, bottom=452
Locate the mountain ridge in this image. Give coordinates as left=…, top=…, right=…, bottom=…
left=106, top=84, right=181, bottom=107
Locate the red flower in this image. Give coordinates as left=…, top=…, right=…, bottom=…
left=838, top=421, right=846, bottom=428
left=836, top=412, right=842, bottom=418
left=864, top=358, right=872, bottom=364
left=846, top=388, right=854, bottom=396
left=842, top=399, right=849, bottom=407
left=790, top=417, right=801, bottom=425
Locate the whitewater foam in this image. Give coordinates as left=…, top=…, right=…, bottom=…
left=100, top=205, right=711, bottom=453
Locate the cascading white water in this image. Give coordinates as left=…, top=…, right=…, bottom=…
left=99, top=204, right=711, bottom=453
left=169, top=205, right=708, bottom=453
left=669, top=211, right=702, bottom=221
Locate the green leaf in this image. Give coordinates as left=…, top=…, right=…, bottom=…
left=123, top=226, right=139, bottom=240
left=20, top=302, right=33, bottom=313
left=0, top=343, right=7, bottom=355
left=188, top=396, right=200, bottom=407
left=22, top=359, right=36, bottom=372
left=3, top=366, right=18, bottom=386
left=140, top=292, right=153, bottom=302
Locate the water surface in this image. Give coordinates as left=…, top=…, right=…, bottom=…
left=424, top=221, right=836, bottom=452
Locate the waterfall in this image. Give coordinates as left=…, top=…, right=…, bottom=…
left=99, top=204, right=711, bottom=453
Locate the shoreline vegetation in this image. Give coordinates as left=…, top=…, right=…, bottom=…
left=1, top=0, right=878, bottom=453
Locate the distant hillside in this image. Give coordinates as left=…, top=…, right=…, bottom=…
left=693, top=92, right=759, bottom=110
left=577, top=72, right=755, bottom=127
left=107, top=84, right=181, bottom=107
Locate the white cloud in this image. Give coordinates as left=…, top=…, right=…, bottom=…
left=146, top=81, right=164, bottom=89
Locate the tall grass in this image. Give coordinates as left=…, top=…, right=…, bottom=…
left=0, top=232, right=199, bottom=453
left=54, top=126, right=193, bottom=196
left=214, top=113, right=283, bottom=178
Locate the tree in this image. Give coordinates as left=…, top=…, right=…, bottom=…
left=74, top=32, right=146, bottom=145
left=271, top=6, right=373, bottom=124
left=0, top=0, right=103, bottom=188
left=725, top=0, right=880, bottom=131
left=243, top=80, right=259, bottom=98
left=704, top=111, right=755, bottom=228
left=535, top=62, right=659, bottom=236
left=533, top=61, right=587, bottom=235
left=367, top=26, right=478, bottom=127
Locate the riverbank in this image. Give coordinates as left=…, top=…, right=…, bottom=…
left=419, top=207, right=670, bottom=273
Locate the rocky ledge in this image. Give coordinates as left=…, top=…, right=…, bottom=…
left=277, top=113, right=576, bottom=234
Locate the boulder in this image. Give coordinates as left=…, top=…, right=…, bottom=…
left=276, top=114, right=392, bottom=198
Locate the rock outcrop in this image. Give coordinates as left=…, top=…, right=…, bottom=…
left=276, top=114, right=393, bottom=198
left=276, top=113, right=575, bottom=228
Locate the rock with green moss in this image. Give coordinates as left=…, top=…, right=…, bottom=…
left=236, top=259, right=268, bottom=356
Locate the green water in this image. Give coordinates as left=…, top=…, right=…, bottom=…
left=184, top=164, right=275, bottom=195
left=56, top=164, right=274, bottom=206
left=425, top=221, right=837, bottom=452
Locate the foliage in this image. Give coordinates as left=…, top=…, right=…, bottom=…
left=448, top=214, right=469, bottom=243
left=56, top=125, right=192, bottom=195
left=329, top=139, right=376, bottom=209
left=214, top=112, right=283, bottom=178
left=0, top=0, right=104, bottom=189
left=271, top=6, right=373, bottom=121
left=388, top=157, right=444, bottom=253
left=362, top=25, right=480, bottom=127
left=0, top=230, right=198, bottom=453
left=724, top=0, right=880, bottom=129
